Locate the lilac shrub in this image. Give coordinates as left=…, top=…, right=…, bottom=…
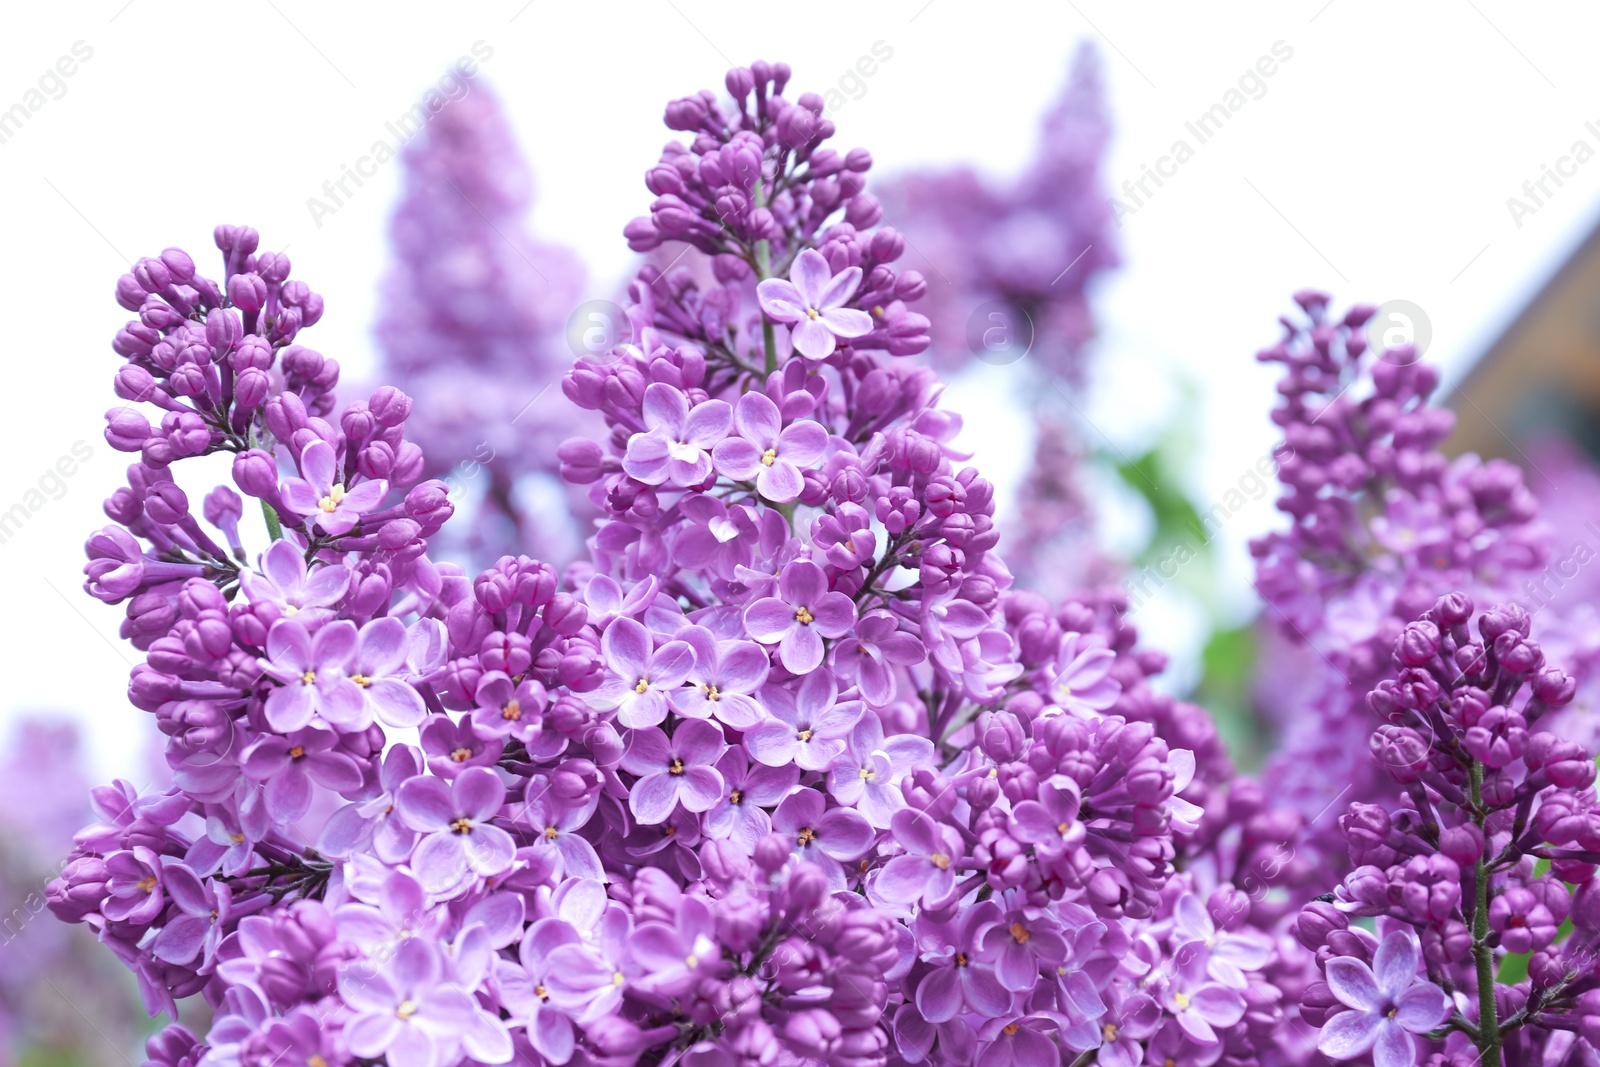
left=48, top=59, right=1316, bottom=1067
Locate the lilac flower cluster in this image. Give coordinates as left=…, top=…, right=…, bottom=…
left=1294, top=594, right=1600, bottom=1066
left=376, top=76, right=593, bottom=566
left=43, top=61, right=1329, bottom=1067
left=1252, top=292, right=1549, bottom=857
left=877, top=43, right=1119, bottom=382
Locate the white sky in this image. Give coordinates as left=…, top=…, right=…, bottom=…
left=5, top=1, right=1600, bottom=778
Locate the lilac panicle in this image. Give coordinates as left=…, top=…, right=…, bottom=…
left=376, top=74, right=595, bottom=567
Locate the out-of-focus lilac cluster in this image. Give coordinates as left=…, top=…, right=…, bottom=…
left=876, top=43, right=1119, bottom=383
left=1251, top=292, right=1549, bottom=859
left=376, top=76, right=593, bottom=566
left=877, top=45, right=1120, bottom=597
left=0, top=719, right=145, bottom=1062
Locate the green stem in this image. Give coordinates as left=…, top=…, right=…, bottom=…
left=261, top=500, right=283, bottom=542
left=1470, top=760, right=1501, bottom=1064
left=752, top=181, right=777, bottom=376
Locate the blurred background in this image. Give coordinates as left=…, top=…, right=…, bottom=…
left=8, top=1, right=1600, bottom=1061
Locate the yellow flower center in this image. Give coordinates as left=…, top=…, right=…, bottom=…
left=230, top=832, right=245, bottom=844
left=954, top=952, right=969, bottom=967
left=1174, top=991, right=1190, bottom=1011
left=794, top=605, right=814, bottom=625
left=612, top=971, right=625, bottom=986
left=703, top=685, right=720, bottom=701
left=1009, top=922, right=1030, bottom=944
left=1103, top=1024, right=1118, bottom=1041
left=502, top=699, right=521, bottom=720
left=859, top=767, right=875, bottom=780
left=450, top=747, right=472, bottom=763
left=137, top=876, right=157, bottom=893
left=544, top=826, right=559, bottom=841
left=796, top=729, right=813, bottom=742
left=797, top=826, right=817, bottom=848
left=761, top=448, right=778, bottom=466
left=300, top=670, right=316, bottom=686
left=634, top=677, right=650, bottom=694
left=729, top=789, right=744, bottom=805
left=669, top=758, right=685, bottom=776
left=1003, top=1023, right=1020, bottom=1036
left=350, top=673, right=371, bottom=688
left=931, top=853, right=951, bottom=870
left=309, top=1057, right=328, bottom=1067
left=806, top=307, right=820, bottom=319
left=685, top=954, right=699, bottom=968
left=317, top=484, right=346, bottom=513
left=395, top=999, right=418, bottom=1019
left=450, top=817, right=473, bottom=835
left=288, top=745, right=305, bottom=759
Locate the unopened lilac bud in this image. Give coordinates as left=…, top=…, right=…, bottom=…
left=228, top=273, right=267, bottom=312
left=754, top=832, right=792, bottom=874
left=232, top=449, right=279, bottom=499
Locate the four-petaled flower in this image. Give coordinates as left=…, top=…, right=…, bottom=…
left=622, top=383, right=731, bottom=487
left=258, top=618, right=363, bottom=732
left=618, top=719, right=727, bottom=824
left=1318, top=930, right=1450, bottom=1067
left=743, top=560, right=856, bottom=674
left=712, top=391, right=828, bottom=502
left=756, top=248, right=874, bottom=360
left=280, top=439, right=387, bottom=536
left=395, top=766, right=516, bottom=894
left=588, top=616, right=697, bottom=729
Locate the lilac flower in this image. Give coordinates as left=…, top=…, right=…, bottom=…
left=1171, top=893, right=1273, bottom=989
left=339, top=937, right=511, bottom=1067
left=914, top=906, right=1012, bottom=1022
left=238, top=539, right=349, bottom=623
left=618, top=719, right=726, bottom=824
left=976, top=1013, right=1064, bottom=1067
left=742, top=559, right=856, bottom=673
left=1049, top=632, right=1120, bottom=716
left=150, top=862, right=234, bottom=969
left=711, top=391, right=827, bottom=501
left=1009, top=775, right=1085, bottom=857
left=745, top=672, right=864, bottom=771
left=257, top=618, right=363, bottom=731
left=1318, top=931, right=1450, bottom=1067
left=515, top=789, right=603, bottom=881
left=588, top=616, right=697, bottom=728
left=280, top=439, right=387, bottom=536
left=979, top=896, right=1072, bottom=993
left=468, top=670, right=552, bottom=745
left=334, top=870, right=444, bottom=960
left=622, top=382, right=731, bottom=486
left=241, top=728, right=364, bottom=825
left=421, top=715, right=503, bottom=779
left=771, top=787, right=875, bottom=891
left=705, top=751, right=798, bottom=856
left=319, top=743, right=423, bottom=862
left=544, top=905, right=638, bottom=1025
left=1159, top=950, right=1247, bottom=1045
left=831, top=609, right=925, bottom=708
left=496, top=917, right=581, bottom=1064
left=395, top=767, right=515, bottom=894
left=346, top=617, right=427, bottom=728
left=103, top=846, right=165, bottom=923
left=756, top=248, right=873, bottom=360
left=629, top=895, right=722, bottom=997
left=671, top=625, right=769, bottom=728
left=876, top=809, right=964, bottom=908
left=826, top=712, right=934, bottom=826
